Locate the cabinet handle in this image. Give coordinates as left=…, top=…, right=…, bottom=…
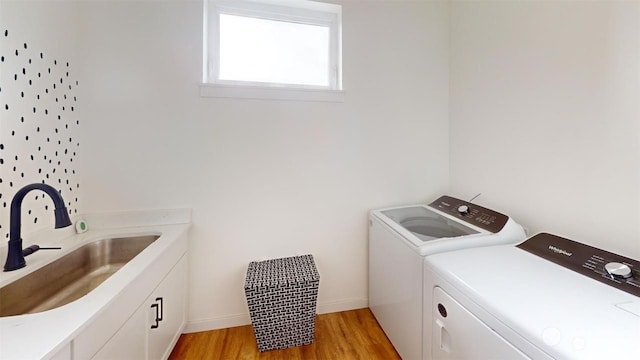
left=151, top=302, right=160, bottom=329
left=150, top=297, right=164, bottom=329
left=156, top=297, right=164, bottom=322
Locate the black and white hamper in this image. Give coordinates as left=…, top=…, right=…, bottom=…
left=244, top=254, right=320, bottom=352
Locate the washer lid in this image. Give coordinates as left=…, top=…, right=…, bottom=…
left=381, top=206, right=479, bottom=242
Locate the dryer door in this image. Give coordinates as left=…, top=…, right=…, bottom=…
left=432, top=287, right=530, bottom=360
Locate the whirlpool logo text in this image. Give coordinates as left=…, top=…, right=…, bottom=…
left=549, top=245, right=573, bottom=257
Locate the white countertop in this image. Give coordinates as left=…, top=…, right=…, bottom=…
left=0, top=209, right=191, bottom=360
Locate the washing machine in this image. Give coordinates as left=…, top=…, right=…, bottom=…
left=369, top=195, right=526, bottom=360
left=424, top=232, right=640, bottom=359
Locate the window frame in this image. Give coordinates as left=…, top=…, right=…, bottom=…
left=203, top=0, right=343, bottom=93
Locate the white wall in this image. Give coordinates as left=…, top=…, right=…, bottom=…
left=449, top=1, right=640, bottom=258
left=0, top=1, right=83, bottom=241
left=5, top=0, right=639, bottom=335
left=79, top=0, right=450, bottom=329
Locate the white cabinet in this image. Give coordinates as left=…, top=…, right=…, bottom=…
left=49, top=344, right=71, bottom=360
left=147, top=255, right=187, bottom=360
left=92, top=306, right=147, bottom=360
left=91, top=256, right=187, bottom=360
left=59, top=228, right=189, bottom=360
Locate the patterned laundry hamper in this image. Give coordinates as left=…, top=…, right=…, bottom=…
left=244, top=254, right=320, bottom=352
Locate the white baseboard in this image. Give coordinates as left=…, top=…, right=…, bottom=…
left=182, top=298, right=368, bottom=333
left=183, top=314, right=251, bottom=333
left=316, top=297, right=368, bottom=315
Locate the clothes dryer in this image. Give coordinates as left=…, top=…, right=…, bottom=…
left=424, top=233, right=640, bottom=359
left=369, top=195, right=526, bottom=360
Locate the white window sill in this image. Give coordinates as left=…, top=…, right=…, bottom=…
left=199, top=83, right=345, bottom=102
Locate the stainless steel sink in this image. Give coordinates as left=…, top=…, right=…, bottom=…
left=0, top=235, right=159, bottom=317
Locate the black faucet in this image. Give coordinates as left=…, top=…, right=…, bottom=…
left=3, top=183, right=72, bottom=272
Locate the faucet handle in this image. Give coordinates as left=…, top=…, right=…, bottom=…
left=21, top=245, right=62, bottom=257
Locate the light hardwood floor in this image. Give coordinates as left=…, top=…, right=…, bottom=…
left=169, top=308, right=401, bottom=359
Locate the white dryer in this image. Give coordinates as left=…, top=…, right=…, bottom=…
left=369, top=195, right=526, bottom=360
left=424, top=233, right=640, bottom=359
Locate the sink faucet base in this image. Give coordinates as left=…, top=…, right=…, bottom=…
left=4, top=239, right=26, bottom=271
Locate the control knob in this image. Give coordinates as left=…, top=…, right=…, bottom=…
left=604, top=262, right=633, bottom=279
left=457, top=205, right=470, bottom=216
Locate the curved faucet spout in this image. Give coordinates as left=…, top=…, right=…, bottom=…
left=4, top=183, right=72, bottom=272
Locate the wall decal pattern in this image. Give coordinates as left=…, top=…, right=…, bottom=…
left=0, top=26, right=81, bottom=239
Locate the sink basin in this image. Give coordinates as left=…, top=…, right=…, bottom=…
left=0, top=235, right=159, bottom=317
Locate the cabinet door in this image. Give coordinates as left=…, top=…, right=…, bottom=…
left=49, top=343, right=72, bottom=360
left=147, top=256, right=187, bottom=360
left=92, top=305, right=147, bottom=360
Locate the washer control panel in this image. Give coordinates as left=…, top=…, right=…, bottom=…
left=428, top=195, right=509, bottom=233
left=518, top=233, right=640, bottom=297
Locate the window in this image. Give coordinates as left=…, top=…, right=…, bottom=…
left=202, top=0, right=343, bottom=101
